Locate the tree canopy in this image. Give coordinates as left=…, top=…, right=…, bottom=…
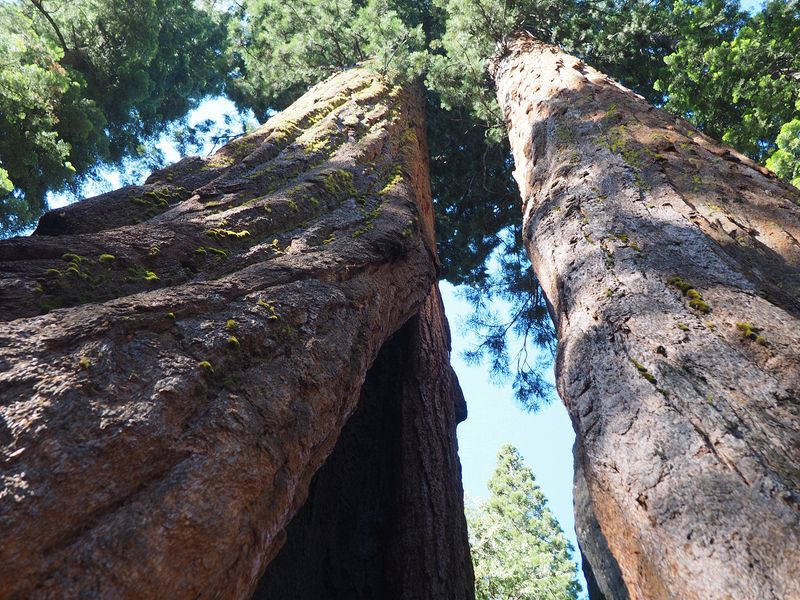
left=467, top=444, right=581, bottom=599
left=656, top=0, right=800, bottom=162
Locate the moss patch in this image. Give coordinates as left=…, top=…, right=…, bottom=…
left=206, top=228, right=251, bottom=241
left=256, top=299, right=280, bottom=320
left=129, top=186, right=188, bottom=218
left=198, top=361, right=214, bottom=374
left=603, top=124, right=654, bottom=191
left=631, top=359, right=657, bottom=384
left=736, top=322, right=768, bottom=345
left=125, top=267, right=160, bottom=283
left=668, top=276, right=712, bottom=313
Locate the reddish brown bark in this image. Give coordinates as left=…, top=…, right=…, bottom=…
left=0, top=69, right=473, bottom=599
left=492, top=35, right=800, bottom=600
left=254, top=287, right=473, bottom=598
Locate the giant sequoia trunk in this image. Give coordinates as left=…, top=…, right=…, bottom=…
left=0, top=69, right=473, bottom=598
left=492, top=35, right=800, bottom=599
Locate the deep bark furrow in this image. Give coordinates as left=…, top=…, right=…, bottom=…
left=493, top=35, right=800, bottom=600
left=0, top=70, right=466, bottom=599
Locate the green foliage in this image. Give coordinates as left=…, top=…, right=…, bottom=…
left=0, top=4, right=83, bottom=233
left=656, top=0, right=800, bottom=163
left=427, top=0, right=576, bottom=138
left=227, top=0, right=428, bottom=114
left=468, top=445, right=581, bottom=599
left=427, top=0, right=799, bottom=176
left=0, top=166, right=13, bottom=195
left=568, top=0, right=678, bottom=103
left=426, top=100, right=556, bottom=409
left=0, top=0, right=229, bottom=235
left=427, top=0, right=689, bottom=134
left=458, top=227, right=556, bottom=411
left=766, top=112, right=800, bottom=188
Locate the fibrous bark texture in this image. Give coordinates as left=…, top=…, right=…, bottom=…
left=492, top=34, right=800, bottom=600
left=573, top=442, right=628, bottom=600
left=0, top=68, right=472, bottom=599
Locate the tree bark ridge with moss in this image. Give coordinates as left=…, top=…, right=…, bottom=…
left=492, top=34, right=800, bottom=600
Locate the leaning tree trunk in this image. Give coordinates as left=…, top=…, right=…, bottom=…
left=492, top=34, right=800, bottom=600
left=0, top=69, right=473, bottom=599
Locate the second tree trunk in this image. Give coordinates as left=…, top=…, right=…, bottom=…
left=492, top=34, right=800, bottom=600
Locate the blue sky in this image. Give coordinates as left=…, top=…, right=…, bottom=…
left=440, top=282, right=586, bottom=590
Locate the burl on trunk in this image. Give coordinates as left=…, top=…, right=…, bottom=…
left=0, top=69, right=473, bottom=599
left=493, top=35, right=800, bottom=600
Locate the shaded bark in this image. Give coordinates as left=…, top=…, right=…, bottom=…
left=0, top=68, right=471, bottom=599
left=573, top=442, right=628, bottom=600
left=492, top=34, right=800, bottom=600
left=254, top=287, right=473, bottom=599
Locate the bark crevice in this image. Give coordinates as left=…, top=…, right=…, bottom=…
left=254, top=288, right=474, bottom=600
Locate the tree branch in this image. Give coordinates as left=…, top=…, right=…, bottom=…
left=27, top=0, right=69, bottom=55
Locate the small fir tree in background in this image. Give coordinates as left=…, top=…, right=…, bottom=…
left=468, top=444, right=581, bottom=600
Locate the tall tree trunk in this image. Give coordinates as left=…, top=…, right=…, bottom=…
left=491, top=34, right=800, bottom=600
left=0, top=68, right=473, bottom=599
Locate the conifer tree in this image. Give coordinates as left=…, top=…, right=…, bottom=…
left=468, top=445, right=580, bottom=600
left=0, top=0, right=228, bottom=233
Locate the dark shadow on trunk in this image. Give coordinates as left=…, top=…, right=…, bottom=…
left=254, top=291, right=474, bottom=600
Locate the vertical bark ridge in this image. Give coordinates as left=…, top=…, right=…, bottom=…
left=0, top=69, right=455, bottom=599
left=492, top=34, right=800, bottom=600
